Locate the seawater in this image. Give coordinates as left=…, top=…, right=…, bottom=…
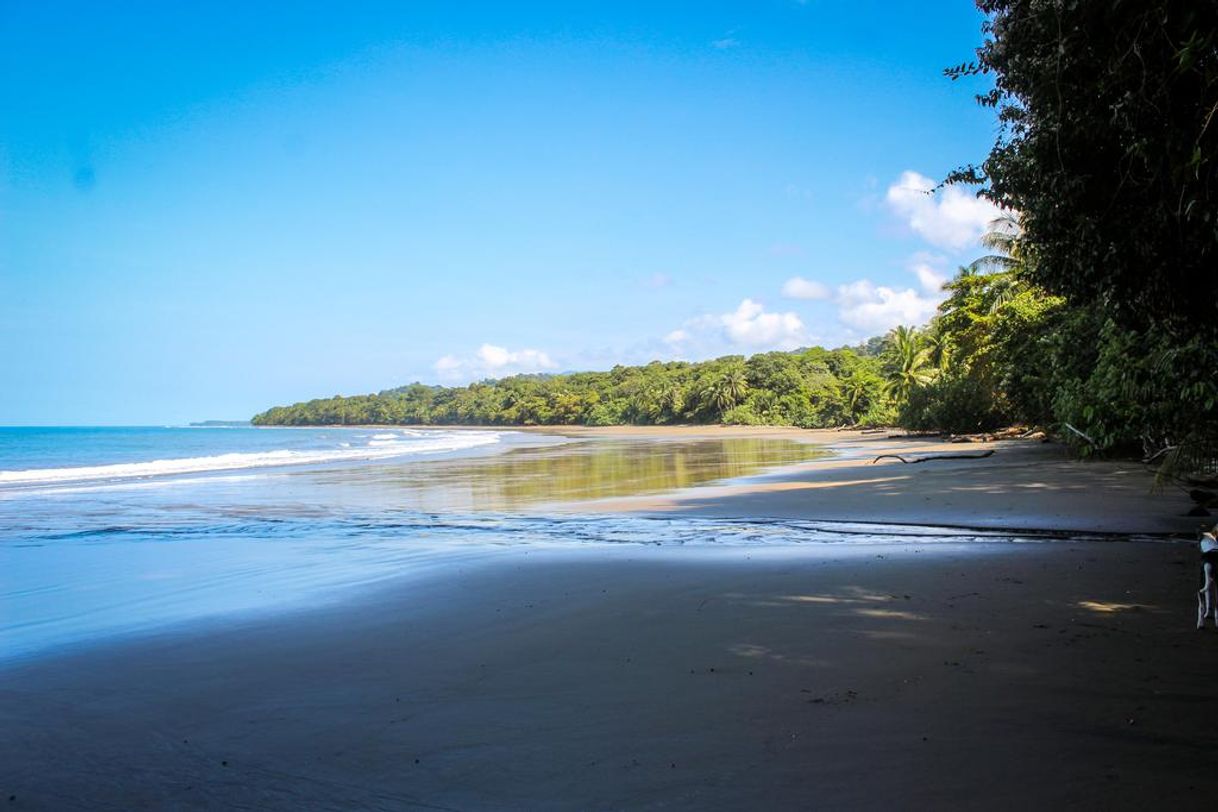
left=0, top=426, right=831, bottom=661
left=0, top=426, right=535, bottom=660
left=0, top=425, right=506, bottom=486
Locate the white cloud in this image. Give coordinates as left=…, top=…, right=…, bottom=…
left=722, top=299, right=805, bottom=347
left=781, top=276, right=831, bottom=300
left=476, top=344, right=512, bottom=368
left=885, top=170, right=1003, bottom=251
left=835, top=281, right=942, bottom=333
left=433, top=343, right=557, bottom=381
left=477, top=343, right=555, bottom=370
left=673, top=299, right=808, bottom=353
left=830, top=254, right=951, bottom=333
left=912, top=264, right=946, bottom=294
left=908, top=252, right=948, bottom=294
left=434, top=355, right=462, bottom=373
left=711, top=36, right=740, bottom=49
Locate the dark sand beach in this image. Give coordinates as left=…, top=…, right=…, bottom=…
left=3, top=429, right=1216, bottom=810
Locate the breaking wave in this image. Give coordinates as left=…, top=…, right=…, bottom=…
left=0, top=430, right=503, bottom=487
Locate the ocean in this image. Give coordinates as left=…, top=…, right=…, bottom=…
left=0, top=425, right=832, bottom=660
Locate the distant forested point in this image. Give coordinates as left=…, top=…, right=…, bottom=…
left=251, top=343, right=894, bottom=428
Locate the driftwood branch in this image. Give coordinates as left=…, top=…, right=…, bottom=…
left=1063, top=422, right=1095, bottom=445
left=871, top=449, right=996, bottom=465
left=1141, top=445, right=1177, bottom=465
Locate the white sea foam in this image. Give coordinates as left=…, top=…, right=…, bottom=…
left=0, top=431, right=502, bottom=487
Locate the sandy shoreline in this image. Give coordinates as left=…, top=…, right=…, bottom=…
left=2, top=428, right=1214, bottom=809
left=561, top=427, right=1199, bottom=536
left=439, top=423, right=1196, bottom=534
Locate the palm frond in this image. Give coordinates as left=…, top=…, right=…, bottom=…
left=966, top=254, right=1017, bottom=273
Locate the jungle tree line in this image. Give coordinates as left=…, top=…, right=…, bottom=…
left=252, top=346, right=900, bottom=428
left=930, top=0, right=1218, bottom=468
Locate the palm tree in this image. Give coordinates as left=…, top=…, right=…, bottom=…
left=924, top=327, right=951, bottom=372
left=968, top=212, right=1022, bottom=272
left=628, top=387, right=663, bottom=424
left=658, top=385, right=687, bottom=422
left=704, top=366, right=749, bottom=414
left=967, top=213, right=1026, bottom=313
left=884, top=325, right=934, bottom=402
left=839, top=373, right=872, bottom=421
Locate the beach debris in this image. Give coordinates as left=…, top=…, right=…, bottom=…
left=937, top=426, right=1046, bottom=443
left=804, top=689, right=858, bottom=705
left=1063, top=422, right=1096, bottom=445
left=871, top=450, right=995, bottom=465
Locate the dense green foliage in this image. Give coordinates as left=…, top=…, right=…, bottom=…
left=252, top=348, right=893, bottom=428
left=892, top=242, right=1069, bottom=435
left=951, top=0, right=1218, bottom=329
left=930, top=0, right=1218, bottom=468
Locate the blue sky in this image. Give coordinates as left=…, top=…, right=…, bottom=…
left=0, top=1, right=1001, bottom=425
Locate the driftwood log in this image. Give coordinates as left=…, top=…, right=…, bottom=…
left=871, top=449, right=996, bottom=465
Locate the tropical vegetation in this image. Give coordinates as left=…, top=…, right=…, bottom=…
left=938, top=0, right=1218, bottom=472
left=252, top=347, right=891, bottom=428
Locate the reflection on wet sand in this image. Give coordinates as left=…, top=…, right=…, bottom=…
left=314, top=437, right=826, bottom=513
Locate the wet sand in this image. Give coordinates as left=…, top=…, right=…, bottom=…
left=2, top=428, right=1214, bottom=810
left=557, top=426, right=1198, bottom=535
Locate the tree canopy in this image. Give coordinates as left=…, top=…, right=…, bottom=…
left=939, top=0, right=1218, bottom=470
left=252, top=347, right=891, bottom=429
left=950, top=0, right=1218, bottom=329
